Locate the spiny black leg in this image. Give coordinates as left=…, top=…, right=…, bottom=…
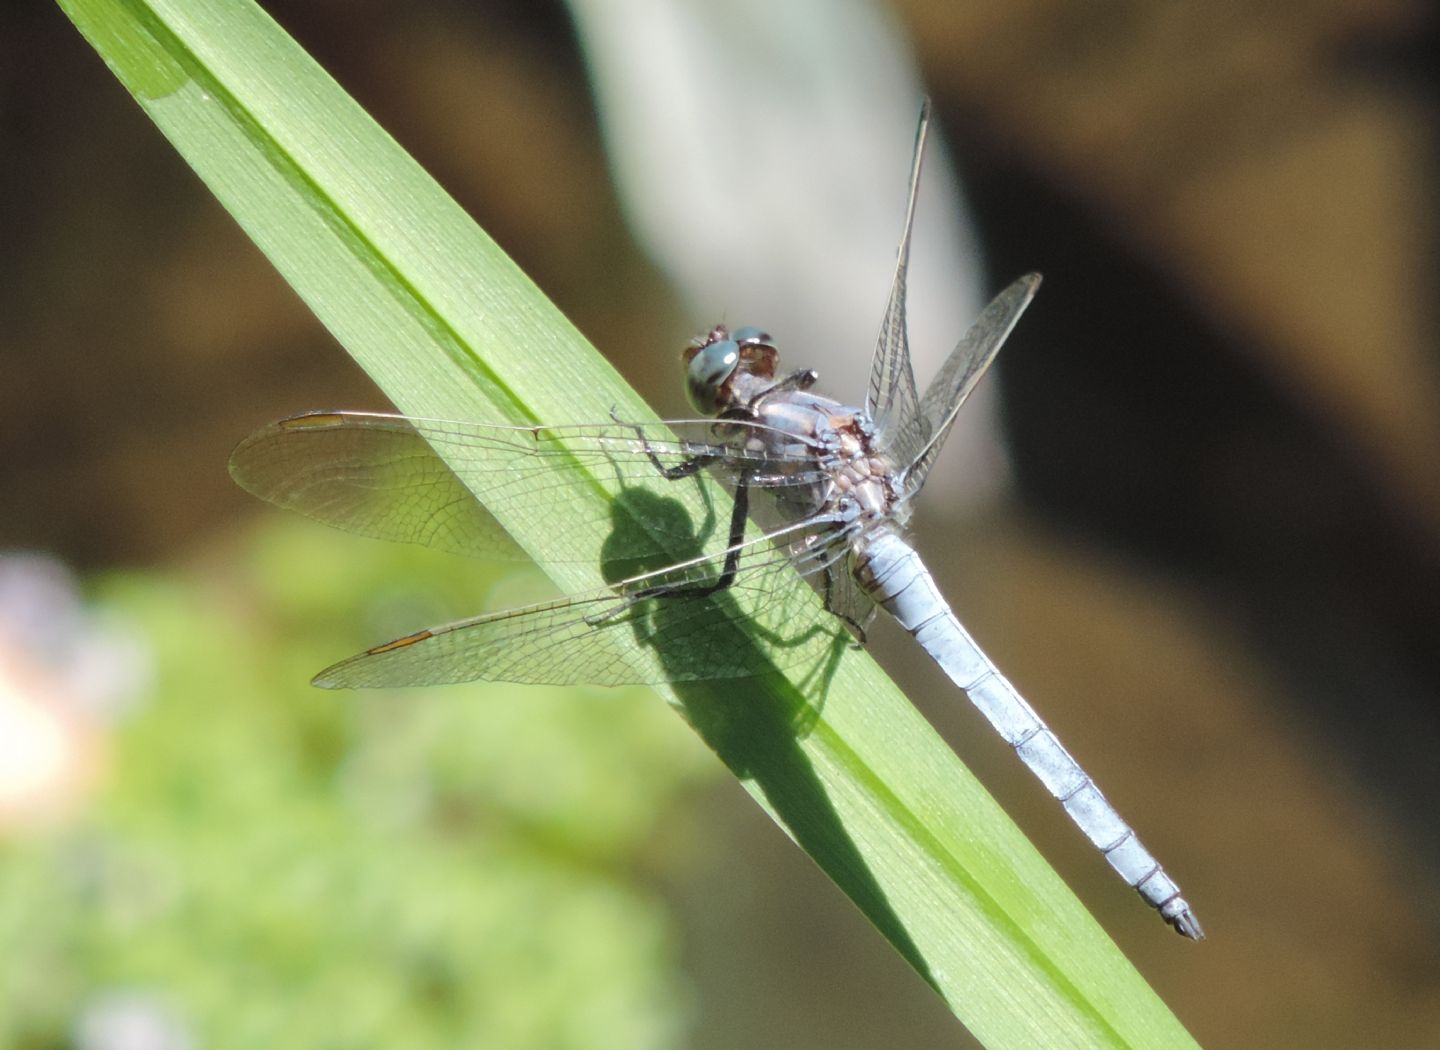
left=613, top=411, right=719, bottom=480
left=649, top=449, right=716, bottom=481
left=633, top=472, right=752, bottom=600
left=705, top=473, right=751, bottom=593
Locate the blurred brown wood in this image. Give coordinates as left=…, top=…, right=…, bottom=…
left=909, top=0, right=1440, bottom=540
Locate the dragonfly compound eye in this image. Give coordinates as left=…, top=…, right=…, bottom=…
left=685, top=338, right=740, bottom=414
left=730, top=326, right=773, bottom=348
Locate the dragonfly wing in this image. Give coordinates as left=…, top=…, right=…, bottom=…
left=229, top=412, right=831, bottom=565
left=314, top=587, right=647, bottom=688
left=230, top=413, right=517, bottom=559
left=314, top=518, right=853, bottom=688
left=820, top=555, right=877, bottom=637
left=865, top=100, right=929, bottom=463
left=904, top=273, right=1041, bottom=492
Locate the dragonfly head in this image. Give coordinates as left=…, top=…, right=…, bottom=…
left=683, top=324, right=778, bottom=414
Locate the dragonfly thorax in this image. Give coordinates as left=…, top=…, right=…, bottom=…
left=751, top=388, right=910, bottom=539
left=685, top=325, right=908, bottom=532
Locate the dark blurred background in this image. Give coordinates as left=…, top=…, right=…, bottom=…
left=3, top=1, right=1439, bottom=1047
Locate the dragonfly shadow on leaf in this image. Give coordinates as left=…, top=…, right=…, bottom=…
left=598, top=485, right=935, bottom=986
left=598, top=484, right=848, bottom=735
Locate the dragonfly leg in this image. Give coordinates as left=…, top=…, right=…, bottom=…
left=647, top=450, right=716, bottom=481
left=613, top=411, right=719, bottom=480
left=766, top=368, right=820, bottom=397
left=632, top=474, right=751, bottom=600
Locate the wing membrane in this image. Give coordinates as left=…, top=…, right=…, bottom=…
left=229, top=411, right=831, bottom=564
left=903, top=273, right=1040, bottom=492
left=313, top=517, right=857, bottom=688
left=866, top=99, right=929, bottom=459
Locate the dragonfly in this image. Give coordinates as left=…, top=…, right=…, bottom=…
left=230, top=101, right=1201, bottom=939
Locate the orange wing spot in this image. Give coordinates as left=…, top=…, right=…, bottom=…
left=280, top=412, right=346, bottom=430
left=368, top=629, right=434, bottom=654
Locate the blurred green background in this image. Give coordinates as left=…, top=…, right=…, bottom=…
left=4, top=1, right=1440, bottom=1047
left=0, top=529, right=705, bottom=1047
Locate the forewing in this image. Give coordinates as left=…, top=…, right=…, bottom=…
left=229, top=411, right=830, bottom=565
left=904, top=273, right=1041, bottom=492
left=230, top=412, right=513, bottom=559
left=865, top=100, right=930, bottom=461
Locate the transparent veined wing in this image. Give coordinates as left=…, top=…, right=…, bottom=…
left=862, top=102, right=1041, bottom=486
left=312, top=505, right=862, bottom=688
left=865, top=100, right=929, bottom=460
left=901, top=273, right=1040, bottom=493
left=229, top=411, right=833, bottom=565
